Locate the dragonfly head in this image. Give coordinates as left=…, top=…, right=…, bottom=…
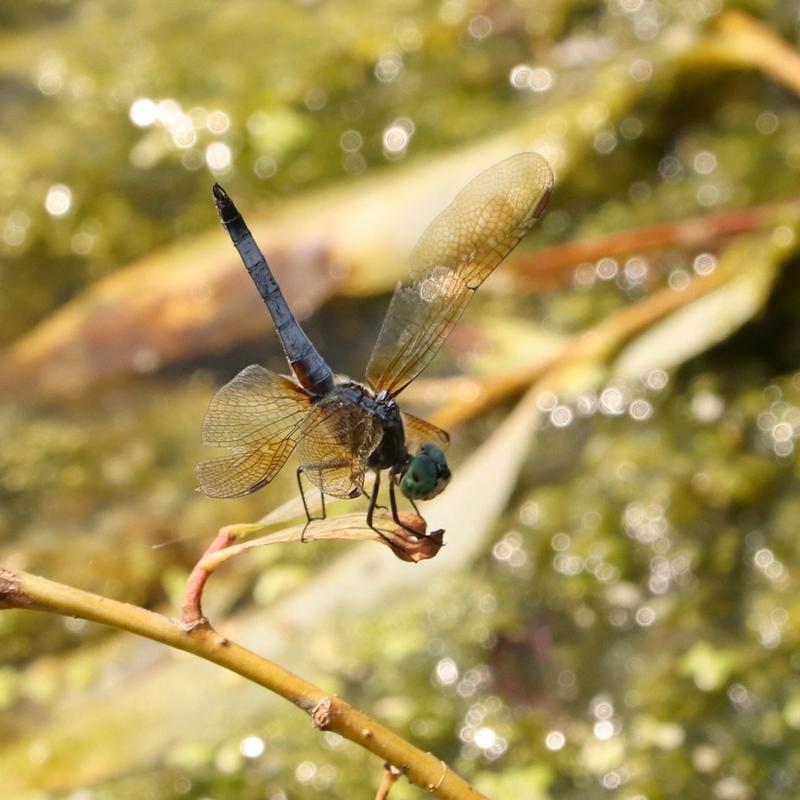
left=399, top=444, right=451, bottom=501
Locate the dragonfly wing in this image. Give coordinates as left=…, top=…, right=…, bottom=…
left=366, top=153, right=553, bottom=396
left=197, top=364, right=311, bottom=498
left=197, top=443, right=298, bottom=499
left=297, top=393, right=382, bottom=499
left=401, top=411, right=450, bottom=453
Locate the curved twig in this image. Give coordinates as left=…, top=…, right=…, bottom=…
left=181, top=510, right=444, bottom=628
left=0, top=566, right=486, bottom=800
left=375, top=763, right=403, bottom=800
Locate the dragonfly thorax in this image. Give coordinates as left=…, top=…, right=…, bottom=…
left=335, top=381, right=409, bottom=472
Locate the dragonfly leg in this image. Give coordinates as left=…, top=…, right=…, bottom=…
left=362, top=487, right=387, bottom=511
left=388, top=472, right=425, bottom=538
left=365, top=471, right=395, bottom=547
left=297, top=467, right=327, bottom=542
left=365, top=471, right=381, bottom=527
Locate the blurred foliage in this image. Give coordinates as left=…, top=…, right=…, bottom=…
left=3, top=0, right=800, bottom=799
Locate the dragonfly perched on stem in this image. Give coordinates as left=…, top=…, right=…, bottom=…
left=198, top=153, right=553, bottom=543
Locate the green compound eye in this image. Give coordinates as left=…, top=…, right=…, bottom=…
left=400, top=444, right=451, bottom=501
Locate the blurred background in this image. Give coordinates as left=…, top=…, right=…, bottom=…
left=2, top=1, right=800, bottom=798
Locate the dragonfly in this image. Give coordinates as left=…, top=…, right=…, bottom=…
left=198, top=153, right=553, bottom=540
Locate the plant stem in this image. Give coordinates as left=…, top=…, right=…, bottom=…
left=182, top=525, right=235, bottom=627
left=0, top=567, right=486, bottom=800
left=375, top=764, right=404, bottom=800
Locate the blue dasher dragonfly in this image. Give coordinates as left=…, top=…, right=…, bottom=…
left=198, top=153, right=553, bottom=540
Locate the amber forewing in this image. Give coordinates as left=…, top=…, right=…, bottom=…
left=365, top=153, right=553, bottom=397
left=196, top=364, right=312, bottom=498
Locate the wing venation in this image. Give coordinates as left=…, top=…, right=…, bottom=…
left=401, top=412, right=451, bottom=453
left=197, top=364, right=311, bottom=498
left=296, top=392, right=382, bottom=499
left=366, top=153, right=553, bottom=396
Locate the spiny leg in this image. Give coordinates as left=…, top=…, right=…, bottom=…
left=365, top=470, right=380, bottom=528
left=365, top=471, right=395, bottom=546
left=389, top=470, right=426, bottom=537
left=297, top=466, right=327, bottom=542
left=361, top=488, right=387, bottom=511
left=298, top=459, right=361, bottom=541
